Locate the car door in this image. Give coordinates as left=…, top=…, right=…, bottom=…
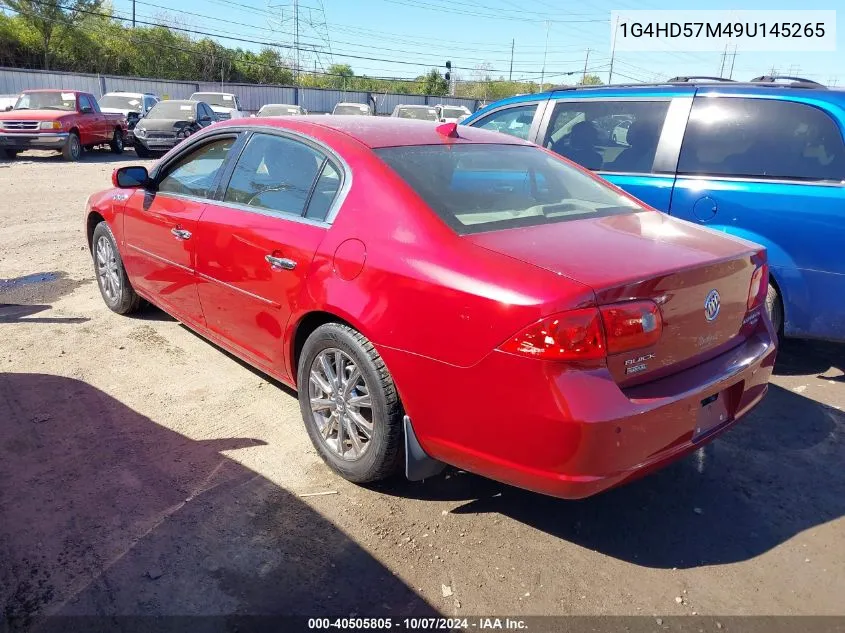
left=121, top=133, right=241, bottom=327
left=668, top=93, right=845, bottom=340
left=535, top=94, right=693, bottom=211
left=195, top=131, right=341, bottom=380
left=76, top=94, right=101, bottom=145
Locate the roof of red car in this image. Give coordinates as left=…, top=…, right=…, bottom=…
left=221, top=115, right=533, bottom=149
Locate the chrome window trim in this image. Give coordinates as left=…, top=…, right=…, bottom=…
left=674, top=174, right=845, bottom=187
left=211, top=198, right=331, bottom=229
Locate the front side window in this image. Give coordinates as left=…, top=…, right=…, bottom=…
left=543, top=100, right=670, bottom=173
left=376, top=144, right=642, bottom=235
left=78, top=94, right=95, bottom=113
left=158, top=137, right=236, bottom=198
left=223, top=133, right=325, bottom=216
left=678, top=97, right=845, bottom=182
left=472, top=104, right=538, bottom=141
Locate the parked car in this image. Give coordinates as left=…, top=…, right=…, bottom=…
left=86, top=117, right=775, bottom=499
left=98, top=91, right=160, bottom=144
left=0, top=89, right=127, bottom=161
left=189, top=92, right=245, bottom=120
left=0, top=94, right=19, bottom=111
left=463, top=77, right=845, bottom=342
left=255, top=104, right=307, bottom=117
left=435, top=104, right=472, bottom=123
left=390, top=104, right=439, bottom=121
left=132, top=100, right=216, bottom=157
left=332, top=102, right=372, bottom=116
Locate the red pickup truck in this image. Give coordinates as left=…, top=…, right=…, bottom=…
left=0, top=89, right=128, bottom=161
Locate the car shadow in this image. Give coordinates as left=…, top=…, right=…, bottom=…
left=1, top=149, right=151, bottom=166
left=0, top=373, right=436, bottom=630
left=374, top=382, right=845, bottom=570
left=0, top=304, right=89, bottom=324
left=774, top=338, right=845, bottom=382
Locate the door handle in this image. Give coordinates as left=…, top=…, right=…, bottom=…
left=265, top=254, right=296, bottom=270
left=171, top=228, right=192, bottom=240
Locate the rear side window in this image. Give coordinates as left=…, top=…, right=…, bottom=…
left=543, top=100, right=670, bottom=173
left=376, top=144, right=642, bottom=235
left=471, top=104, right=537, bottom=141
left=678, top=98, right=845, bottom=182
left=223, top=133, right=325, bottom=217
left=305, top=162, right=342, bottom=222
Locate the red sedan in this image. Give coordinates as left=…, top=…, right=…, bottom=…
left=85, top=116, right=776, bottom=499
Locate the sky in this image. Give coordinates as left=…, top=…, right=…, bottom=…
left=110, top=0, right=844, bottom=86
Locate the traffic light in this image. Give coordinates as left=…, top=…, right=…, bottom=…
left=445, top=60, right=451, bottom=82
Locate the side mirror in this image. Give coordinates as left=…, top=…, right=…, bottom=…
left=112, top=166, right=149, bottom=189
left=4, top=105, right=12, bottom=112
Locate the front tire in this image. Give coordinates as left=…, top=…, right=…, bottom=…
left=110, top=129, right=124, bottom=154
left=0, top=148, right=19, bottom=160
left=62, top=131, right=82, bottom=161
left=134, top=142, right=151, bottom=158
left=298, top=323, right=404, bottom=483
left=92, top=222, right=141, bottom=315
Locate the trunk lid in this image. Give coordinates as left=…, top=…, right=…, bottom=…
left=467, top=211, right=762, bottom=383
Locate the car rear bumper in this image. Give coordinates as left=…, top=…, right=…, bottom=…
left=380, top=318, right=777, bottom=499
left=0, top=131, right=68, bottom=149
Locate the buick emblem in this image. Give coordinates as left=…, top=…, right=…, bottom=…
left=704, top=289, right=721, bottom=322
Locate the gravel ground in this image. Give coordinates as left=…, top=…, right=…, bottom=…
left=1, top=149, right=844, bottom=628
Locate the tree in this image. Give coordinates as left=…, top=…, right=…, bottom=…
left=418, top=69, right=448, bottom=96
left=1, top=0, right=103, bottom=69
left=327, top=63, right=354, bottom=89
left=579, top=74, right=603, bottom=86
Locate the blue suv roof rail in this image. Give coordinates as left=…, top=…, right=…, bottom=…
left=667, top=76, right=736, bottom=83
left=750, top=75, right=827, bottom=89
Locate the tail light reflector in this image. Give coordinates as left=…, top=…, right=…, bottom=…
left=498, top=308, right=605, bottom=361
left=747, top=263, right=768, bottom=311
left=599, top=300, right=663, bottom=355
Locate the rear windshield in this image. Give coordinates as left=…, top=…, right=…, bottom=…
left=99, top=95, right=143, bottom=112
left=334, top=104, right=369, bottom=115
left=148, top=101, right=196, bottom=119
left=397, top=107, right=438, bottom=121
left=375, top=144, right=642, bottom=235
left=191, top=93, right=234, bottom=107
left=259, top=105, right=301, bottom=116
left=442, top=107, right=469, bottom=119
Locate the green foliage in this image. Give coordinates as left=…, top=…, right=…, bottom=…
left=579, top=74, right=603, bottom=85
left=0, top=8, right=540, bottom=100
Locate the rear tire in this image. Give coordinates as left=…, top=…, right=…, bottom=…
left=766, top=283, right=784, bottom=337
left=0, top=148, right=18, bottom=160
left=297, top=323, right=404, bottom=484
left=62, top=131, right=82, bottom=161
left=134, top=143, right=151, bottom=158
left=110, top=129, right=124, bottom=154
left=92, top=222, right=141, bottom=315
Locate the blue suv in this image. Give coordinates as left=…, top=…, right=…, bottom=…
left=462, top=76, right=845, bottom=342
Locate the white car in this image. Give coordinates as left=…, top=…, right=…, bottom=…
left=254, top=104, right=307, bottom=117
left=332, top=102, right=372, bottom=116
left=189, top=92, right=246, bottom=120
left=435, top=104, right=472, bottom=123
left=390, top=104, right=439, bottom=121
left=98, top=91, right=159, bottom=118
left=1, top=94, right=20, bottom=112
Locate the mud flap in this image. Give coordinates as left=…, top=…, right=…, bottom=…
left=404, top=415, right=446, bottom=481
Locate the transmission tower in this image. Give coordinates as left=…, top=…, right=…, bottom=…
left=266, top=0, right=333, bottom=79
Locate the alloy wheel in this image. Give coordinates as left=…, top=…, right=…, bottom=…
left=308, top=348, right=374, bottom=461
left=95, top=235, right=121, bottom=302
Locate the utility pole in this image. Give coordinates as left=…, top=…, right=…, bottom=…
left=582, top=48, right=590, bottom=84
left=132, top=0, right=136, bottom=27
left=539, top=21, right=550, bottom=90
left=294, top=0, right=300, bottom=82
left=728, top=46, right=737, bottom=79
left=719, top=43, right=727, bottom=77
left=509, top=39, right=514, bottom=82
left=221, top=59, right=224, bottom=92
left=608, top=16, right=619, bottom=84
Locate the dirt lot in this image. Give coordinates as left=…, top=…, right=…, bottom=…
left=1, top=149, right=844, bottom=627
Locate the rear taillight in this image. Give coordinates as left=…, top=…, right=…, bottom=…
left=599, top=300, right=663, bottom=354
left=747, top=263, right=768, bottom=311
left=498, top=308, right=605, bottom=361
left=499, top=300, right=662, bottom=362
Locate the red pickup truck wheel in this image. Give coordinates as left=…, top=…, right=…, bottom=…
left=110, top=129, right=124, bottom=154
left=62, top=132, right=82, bottom=161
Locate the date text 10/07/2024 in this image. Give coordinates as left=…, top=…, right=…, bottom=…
left=307, top=618, right=528, bottom=630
